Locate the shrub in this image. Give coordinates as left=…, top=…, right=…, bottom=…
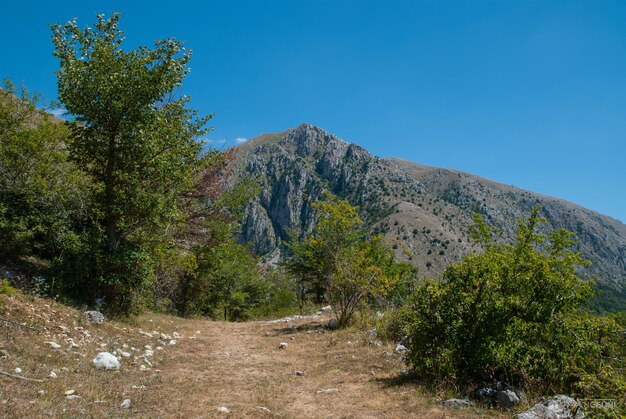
left=401, top=210, right=624, bottom=399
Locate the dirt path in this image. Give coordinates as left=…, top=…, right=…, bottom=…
left=141, top=314, right=476, bottom=418
left=0, top=295, right=502, bottom=418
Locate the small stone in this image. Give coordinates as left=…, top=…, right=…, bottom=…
left=257, top=406, right=271, bottom=413
left=61, top=367, right=69, bottom=372
left=278, top=342, right=288, bottom=349
left=38, top=390, right=45, bottom=396
left=92, top=352, right=121, bottom=370
left=295, top=370, right=305, bottom=376
left=320, top=305, right=333, bottom=313
left=316, top=388, right=338, bottom=394
left=46, top=341, right=62, bottom=349
left=327, top=319, right=339, bottom=329
left=83, top=311, right=105, bottom=324
left=168, top=339, right=176, bottom=345
left=218, top=406, right=231, bottom=414
left=14, top=367, right=22, bottom=374
left=120, top=399, right=131, bottom=409
left=48, top=371, right=57, bottom=379
left=139, top=364, right=148, bottom=371
left=497, top=389, right=522, bottom=409
left=64, top=389, right=75, bottom=396
left=516, top=395, right=584, bottom=419
left=442, top=399, right=472, bottom=408
left=120, top=351, right=131, bottom=358
left=66, top=395, right=81, bottom=400
left=394, top=344, right=408, bottom=354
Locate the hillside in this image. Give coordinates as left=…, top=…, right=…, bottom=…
left=230, top=124, right=625, bottom=295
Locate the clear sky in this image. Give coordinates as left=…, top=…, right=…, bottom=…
left=2, top=1, right=625, bottom=222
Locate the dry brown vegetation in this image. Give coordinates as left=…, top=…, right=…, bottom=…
left=0, top=293, right=506, bottom=418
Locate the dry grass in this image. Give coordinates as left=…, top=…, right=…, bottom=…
left=1, top=294, right=507, bottom=418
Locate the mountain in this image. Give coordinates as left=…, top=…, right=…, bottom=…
left=229, top=123, right=626, bottom=297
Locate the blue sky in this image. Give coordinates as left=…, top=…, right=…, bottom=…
left=2, top=1, right=625, bottom=222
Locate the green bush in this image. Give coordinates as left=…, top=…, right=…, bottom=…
left=0, top=279, right=18, bottom=296
left=401, top=210, right=625, bottom=400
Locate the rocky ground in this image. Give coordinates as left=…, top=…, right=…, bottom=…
left=1, top=294, right=509, bottom=418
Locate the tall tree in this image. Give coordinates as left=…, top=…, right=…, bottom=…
left=51, top=13, right=213, bottom=309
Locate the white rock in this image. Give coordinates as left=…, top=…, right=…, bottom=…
left=173, top=332, right=181, bottom=339
left=395, top=344, right=408, bottom=354
left=295, top=370, right=305, bottom=376
left=66, top=395, right=81, bottom=400
left=38, top=390, right=45, bottom=396
left=168, top=339, right=176, bottom=345
left=120, top=399, right=131, bottom=409
left=46, top=341, right=62, bottom=349
left=139, top=364, right=148, bottom=371
left=278, top=342, right=288, bottom=349
left=64, top=389, right=75, bottom=395
left=316, top=388, right=339, bottom=394
left=83, top=311, right=104, bottom=324
left=321, top=305, right=333, bottom=313
left=120, top=351, right=131, bottom=358
left=14, top=367, right=22, bottom=374
left=218, top=406, right=231, bottom=414
left=48, top=371, right=57, bottom=379
left=92, top=352, right=121, bottom=370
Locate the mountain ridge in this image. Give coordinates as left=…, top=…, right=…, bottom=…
left=230, top=123, right=625, bottom=294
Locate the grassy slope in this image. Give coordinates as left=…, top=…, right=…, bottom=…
left=0, top=293, right=508, bottom=418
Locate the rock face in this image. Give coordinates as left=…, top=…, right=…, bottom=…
left=92, top=352, right=120, bottom=370
left=516, top=395, right=585, bottom=419
left=230, top=124, right=626, bottom=297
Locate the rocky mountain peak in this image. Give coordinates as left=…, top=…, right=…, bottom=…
left=230, top=124, right=626, bottom=298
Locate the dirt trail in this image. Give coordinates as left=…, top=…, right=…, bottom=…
left=141, top=314, right=472, bottom=418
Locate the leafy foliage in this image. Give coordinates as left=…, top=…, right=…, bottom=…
left=399, top=209, right=625, bottom=400
left=50, top=13, right=213, bottom=311
left=0, top=80, right=88, bottom=263
left=284, top=193, right=417, bottom=326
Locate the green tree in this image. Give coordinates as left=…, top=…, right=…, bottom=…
left=284, top=193, right=415, bottom=326
left=0, top=80, right=87, bottom=263
left=51, top=13, right=213, bottom=310
left=284, top=193, right=363, bottom=303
